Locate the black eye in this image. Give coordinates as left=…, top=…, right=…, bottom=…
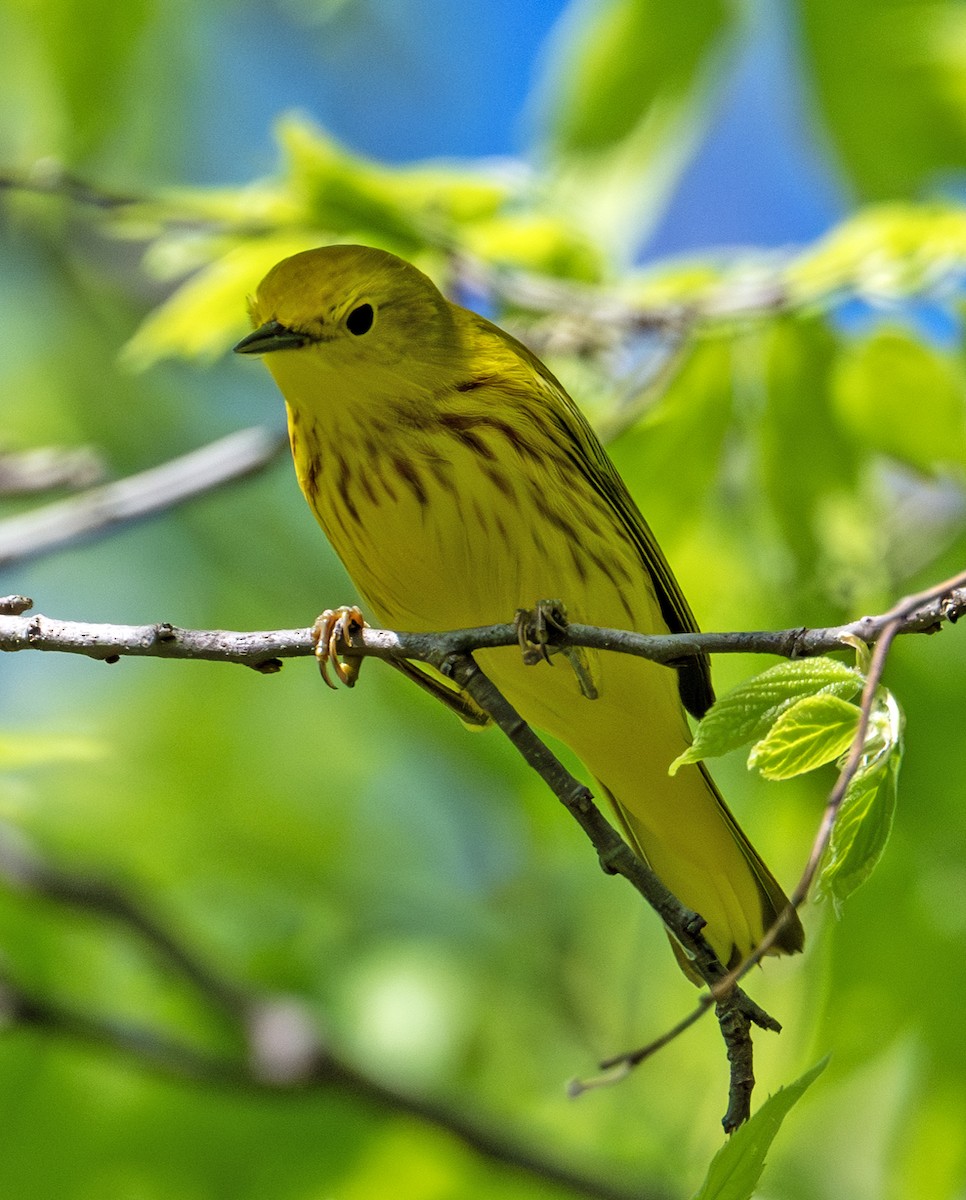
left=346, top=303, right=374, bottom=336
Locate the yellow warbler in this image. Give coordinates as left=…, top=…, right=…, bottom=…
left=234, top=244, right=804, bottom=974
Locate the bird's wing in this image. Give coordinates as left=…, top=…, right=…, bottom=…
left=496, top=321, right=715, bottom=718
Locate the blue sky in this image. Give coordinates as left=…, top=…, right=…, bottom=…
left=204, top=0, right=844, bottom=259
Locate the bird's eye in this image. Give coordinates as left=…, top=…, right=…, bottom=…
left=346, top=303, right=374, bottom=336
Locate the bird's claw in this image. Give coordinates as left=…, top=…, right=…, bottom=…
left=515, top=599, right=569, bottom=666
left=515, top=601, right=599, bottom=700
left=312, top=605, right=367, bottom=688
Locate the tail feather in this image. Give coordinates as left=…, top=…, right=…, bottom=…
left=599, top=769, right=804, bottom=983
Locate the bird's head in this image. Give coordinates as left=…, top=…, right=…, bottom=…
left=235, top=244, right=457, bottom=381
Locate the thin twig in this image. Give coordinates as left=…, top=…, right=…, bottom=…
left=0, top=427, right=288, bottom=570
left=0, top=879, right=664, bottom=1200
left=0, top=163, right=141, bottom=209
left=598, top=567, right=966, bottom=1084
left=726, top=567, right=966, bottom=977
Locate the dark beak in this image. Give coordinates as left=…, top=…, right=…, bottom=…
left=233, top=320, right=310, bottom=355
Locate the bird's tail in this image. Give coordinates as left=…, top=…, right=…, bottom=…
left=599, top=765, right=804, bottom=982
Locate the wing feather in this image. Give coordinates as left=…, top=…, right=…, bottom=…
left=466, top=312, right=715, bottom=717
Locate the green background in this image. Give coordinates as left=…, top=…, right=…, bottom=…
left=2, top=1, right=966, bottom=1196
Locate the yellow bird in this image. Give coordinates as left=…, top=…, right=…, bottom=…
left=234, top=244, right=804, bottom=975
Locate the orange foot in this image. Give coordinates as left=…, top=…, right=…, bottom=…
left=312, top=605, right=367, bottom=689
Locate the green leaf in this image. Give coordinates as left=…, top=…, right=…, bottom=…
left=278, top=114, right=513, bottom=249
left=820, top=690, right=904, bottom=911
left=797, top=0, right=966, bottom=200
left=614, top=333, right=737, bottom=540
left=787, top=204, right=966, bottom=306
left=757, top=315, right=859, bottom=579
left=541, top=0, right=729, bottom=154
left=122, top=235, right=321, bottom=369
left=832, top=328, right=966, bottom=472
left=692, top=1058, right=829, bottom=1200
left=29, top=0, right=153, bottom=162
left=670, top=658, right=861, bottom=773
left=462, top=213, right=604, bottom=282
left=535, top=0, right=737, bottom=253
left=748, top=694, right=861, bottom=782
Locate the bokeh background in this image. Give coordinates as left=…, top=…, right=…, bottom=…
left=2, top=1, right=966, bottom=1196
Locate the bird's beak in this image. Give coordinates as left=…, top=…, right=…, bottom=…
left=233, top=320, right=310, bottom=355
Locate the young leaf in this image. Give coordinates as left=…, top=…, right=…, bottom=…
left=748, top=694, right=861, bottom=781
left=821, top=755, right=900, bottom=912
left=670, top=657, right=861, bottom=773
left=535, top=0, right=736, bottom=251
left=692, top=1058, right=829, bottom=1200
left=819, top=690, right=904, bottom=911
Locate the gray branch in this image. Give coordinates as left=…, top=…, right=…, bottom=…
left=1, top=583, right=963, bottom=669
left=0, top=823, right=665, bottom=1200
left=0, top=427, right=288, bottom=570
left=3, top=574, right=964, bottom=1131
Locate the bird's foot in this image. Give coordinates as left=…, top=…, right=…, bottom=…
left=515, top=599, right=598, bottom=700
left=515, top=598, right=569, bottom=666
left=312, top=605, right=367, bottom=688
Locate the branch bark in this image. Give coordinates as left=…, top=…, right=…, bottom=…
left=0, top=823, right=665, bottom=1200
left=2, top=571, right=963, bottom=1131
left=0, top=427, right=287, bottom=570
left=2, top=582, right=962, bottom=669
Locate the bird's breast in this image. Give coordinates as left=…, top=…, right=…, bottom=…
left=292, top=405, right=653, bottom=641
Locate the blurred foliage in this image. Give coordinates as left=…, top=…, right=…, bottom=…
left=798, top=0, right=966, bottom=200
left=533, top=0, right=737, bottom=253
left=692, top=1057, right=827, bottom=1200
left=2, top=1, right=966, bottom=1198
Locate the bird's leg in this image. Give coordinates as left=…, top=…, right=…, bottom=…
left=312, top=605, right=367, bottom=688
left=312, top=605, right=490, bottom=725
left=515, top=600, right=599, bottom=700
left=387, top=660, right=492, bottom=727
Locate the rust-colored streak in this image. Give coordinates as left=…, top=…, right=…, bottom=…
left=482, top=464, right=515, bottom=500
left=304, top=455, right=320, bottom=503
left=439, top=414, right=496, bottom=460
left=567, top=540, right=590, bottom=585
left=393, top=456, right=428, bottom=507
left=358, top=470, right=379, bottom=507
left=427, top=458, right=457, bottom=495
left=334, top=454, right=362, bottom=525
left=454, top=376, right=495, bottom=393
left=541, top=505, right=580, bottom=546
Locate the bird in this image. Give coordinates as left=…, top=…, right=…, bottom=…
left=234, top=243, right=804, bottom=976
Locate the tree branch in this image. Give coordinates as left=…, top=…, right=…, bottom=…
left=1, top=582, right=962, bottom=669
left=0, top=427, right=288, bottom=570
left=2, top=572, right=963, bottom=1130
left=0, top=445, right=106, bottom=496
left=0, top=824, right=665, bottom=1200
